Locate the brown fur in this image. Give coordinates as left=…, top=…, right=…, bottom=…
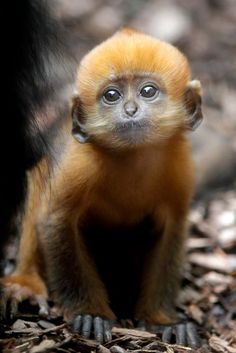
left=1, top=29, right=202, bottom=326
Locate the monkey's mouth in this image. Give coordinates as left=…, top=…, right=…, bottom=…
left=115, top=119, right=149, bottom=133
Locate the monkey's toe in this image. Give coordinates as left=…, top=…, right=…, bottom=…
left=137, top=320, right=201, bottom=348
left=162, top=321, right=201, bottom=348
left=0, top=275, right=49, bottom=321
left=72, top=314, right=113, bottom=343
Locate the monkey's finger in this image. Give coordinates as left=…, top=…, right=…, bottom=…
left=9, top=297, right=18, bottom=320
left=0, top=291, right=8, bottom=320
left=73, top=315, right=83, bottom=332
left=162, top=326, right=172, bottom=343
left=175, top=323, right=186, bottom=346
left=186, top=322, right=201, bottom=348
left=148, top=324, right=164, bottom=334
left=36, top=295, right=49, bottom=318
left=137, top=320, right=147, bottom=331
left=81, top=314, right=93, bottom=338
left=94, top=316, right=104, bottom=343
left=103, top=319, right=112, bottom=342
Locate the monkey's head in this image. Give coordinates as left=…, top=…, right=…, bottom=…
left=72, top=28, right=203, bottom=149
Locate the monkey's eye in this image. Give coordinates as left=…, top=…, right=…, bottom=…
left=140, top=85, right=159, bottom=99
left=103, top=89, right=121, bottom=104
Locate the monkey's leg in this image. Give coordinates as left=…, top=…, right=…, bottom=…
left=135, top=215, right=201, bottom=347
left=37, top=212, right=115, bottom=343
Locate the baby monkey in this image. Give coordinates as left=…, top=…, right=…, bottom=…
left=1, top=29, right=203, bottom=346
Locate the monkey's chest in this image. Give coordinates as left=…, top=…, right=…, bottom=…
left=81, top=216, right=157, bottom=319
left=85, top=174, right=159, bottom=226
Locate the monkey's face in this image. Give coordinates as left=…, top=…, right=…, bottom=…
left=72, top=29, right=203, bottom=150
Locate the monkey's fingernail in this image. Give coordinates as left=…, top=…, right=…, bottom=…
left=39, top=306, right=49, bottom=318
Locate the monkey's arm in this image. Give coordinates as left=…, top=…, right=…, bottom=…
left=37, top=199, right=115, bottom=343
left=0, top=226, right=48, bottom=321
left=0, top=161, right=49, bottom=320
left=135, top=208, right=200, bottom=348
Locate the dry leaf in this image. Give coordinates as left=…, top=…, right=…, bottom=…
left=187, top=304, right=204, bottom=324
left=189, top=253, right=236, bottom=273
left=29, top=339, right=56, bottom=353
left=112, top=327, right=156, bottom=338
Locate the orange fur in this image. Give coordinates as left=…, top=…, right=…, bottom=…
left=78, top=28, right=190, bottom=104
left=2, top=274, right=47, bottom=297
left=1, top=29, right=202, bottom=332
left=0, top=159, right=49, bottom=312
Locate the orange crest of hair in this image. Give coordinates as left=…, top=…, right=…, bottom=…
left=77, top=28, right=190, bottom=104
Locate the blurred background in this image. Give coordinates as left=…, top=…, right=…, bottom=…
left=50, top=0, right=236, bottom=199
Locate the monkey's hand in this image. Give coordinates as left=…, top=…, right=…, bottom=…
left=69, top=314, right=113, bottom=343
left=137, top=319, right=201, bottom=348
left=0, top=274, right=49, bottom=321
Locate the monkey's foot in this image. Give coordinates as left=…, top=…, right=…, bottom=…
left=0, top=274, right=49, bottom=321
left=70, top=314, right=113, bottom=343
left=137, top=320, right=201, bottom=348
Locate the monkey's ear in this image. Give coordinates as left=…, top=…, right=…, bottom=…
left=71, top=95, right=88, bottom=144
left=184, top=80, right=203, bottom=131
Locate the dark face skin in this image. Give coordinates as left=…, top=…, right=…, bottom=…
left=97, top=75, right=167, bottom=145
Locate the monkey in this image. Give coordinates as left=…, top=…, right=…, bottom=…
left=0, top=29, right=203, bottom=347
left=0, top=0, right=74, bottom=274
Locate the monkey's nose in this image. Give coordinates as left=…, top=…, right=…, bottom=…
left=124, top=101, right=138, bottom=117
